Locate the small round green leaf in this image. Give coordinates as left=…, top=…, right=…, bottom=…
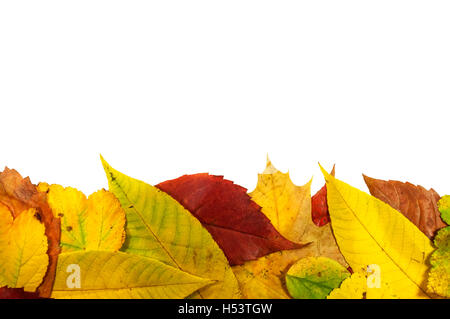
left=285, top=256, right=350, bottom=299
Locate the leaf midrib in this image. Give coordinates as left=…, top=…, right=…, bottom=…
left=54, top=280, right=212, bottom=291
left=328, top=178, right=430, bottom=297
left=111, top=176, right=214, bottom=298
left=111, top=176, right=180, bottom=269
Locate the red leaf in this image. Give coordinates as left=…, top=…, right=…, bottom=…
left=311, top=165, right=335, bottom=227
left=157, top=174, right=303, bottom=266
left=0, top=287, right=42, bottom=299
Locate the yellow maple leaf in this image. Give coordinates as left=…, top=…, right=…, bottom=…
left=233, top=159, right=346, bottom=299
left=0, top=207, right=49, bottom=292
left=320, top=165, right=434, bottom=299
left=39, top=183, right=125, bottom=252
left=250, top=158, right=312, bottom=242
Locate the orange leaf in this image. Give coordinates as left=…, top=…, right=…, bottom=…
left=0, top=168, right=60, bottom=297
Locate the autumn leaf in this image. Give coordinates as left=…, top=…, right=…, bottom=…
left=363, top=175, right=446, bottom=238
left=101, top=156, right=240, bottom=299
left=311, top=165, right=335, bottom=227
left=285, top=256, right=350, bottom=299
left=0, top=208, right=48, bottom=292
left=38, top=184, right=125, bottom=252
left=249, top=159, right=312, bottom=243
left=327, top=268, right=398, bottom=299
left=249, top=160, right=344, bottom=262
left=157, top=173, right=302, bottom=266
left=51, top=251, right=213, bottom=299
left=321, top=165, right=434, bottom=298
left=427, top=197, right=450, bottom=298
left=0, top=168, right=60, bottom=298
left=232, top=160, right=346, bottom=299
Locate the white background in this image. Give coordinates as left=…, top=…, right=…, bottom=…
left=1, top=1, right=449, bottom=196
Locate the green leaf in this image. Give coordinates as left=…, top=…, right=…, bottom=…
left=438, top=196, right=450, bottom=225
left=100, top=156, right=240, bottom=299
left=286, top=256, right=350, bottom=299
left=427, top=225, right=450, bottom=297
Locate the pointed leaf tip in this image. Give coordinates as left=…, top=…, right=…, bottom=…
left=100, top=155, right=113, bottom=177
left=263, top=156, right=277, bottom=174
left=318, top=163, right=330, bottom=179
left=330, top=164, right=336, bottom=177
left=99, top=154, right=107, bottom=167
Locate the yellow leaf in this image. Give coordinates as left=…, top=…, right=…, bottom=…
left=320, top=165, right=434, bottom=299
left=250, top=159, right=345, bottom=263
left=0, top=208, right=48, bottom=292
left=101, top=156, right=240, bottom=299
left=85, top=190, right=126, bottom=251
left=51, top=251, right=213, bottom=299
left=41, top=184, right=125, bottom=252
left=250, top=158, right=312, bottom=242
left=235, top=160, right=346, bottom=298
left=327, top=268, right=398, bottom=299
left=0, top=203, right=13, bottom=239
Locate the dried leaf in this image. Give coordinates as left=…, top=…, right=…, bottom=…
left=322, top=165, right=434, bottom=298
left=363, top=175, right=446, bottom=238
left=157, top=173, right=302, bottom=266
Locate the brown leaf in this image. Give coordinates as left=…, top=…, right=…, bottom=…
left=363, top=174, right=446, bottom=239
left=0, top=168, right=60, bottom=297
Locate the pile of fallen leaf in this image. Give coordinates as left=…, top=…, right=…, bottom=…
left=0, top=157, right=448, bottom=299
